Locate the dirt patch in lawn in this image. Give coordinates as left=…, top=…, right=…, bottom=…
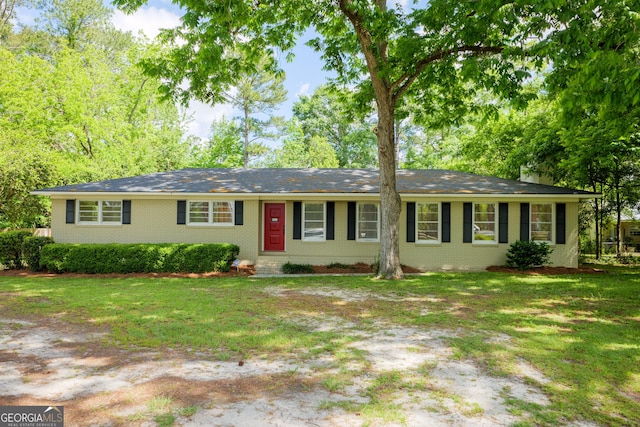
left=0, top=285, right=600, bottom=426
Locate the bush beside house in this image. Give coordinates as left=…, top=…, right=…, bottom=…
left=506, top=240, right=553, bottom=270
left=40, top=243, right=239, bottom=274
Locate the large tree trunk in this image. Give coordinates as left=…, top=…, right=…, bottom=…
left=375, top=97, right=404, bottom=279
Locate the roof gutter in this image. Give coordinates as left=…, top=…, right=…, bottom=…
left=31, top=191, right=598, bottom=200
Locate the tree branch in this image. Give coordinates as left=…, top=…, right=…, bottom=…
left=127, top=77, right=149, bottom=123
left=338, top=0, right=389, bottom=94
left=390, top=45, right=504, bottom=102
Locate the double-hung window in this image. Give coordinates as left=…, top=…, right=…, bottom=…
left=417, top=202, right=440, bottom=242
left=78, top=201, right=122, bottom=224
left=303, top=202, right=325, bottom=241
left=473, top=203, right=496, bottom=243
left=531, top=204, right=553, bottom=242
left=357, top=203, right=379, bottom=241
left=187, top=201, right=233, bottom=225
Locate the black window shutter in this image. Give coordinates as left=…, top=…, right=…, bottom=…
left=556, top=203, right=566, bottom=244
left=463, top=202, right=473, bottom=243
left=498, top=203, right=508, bottom=243
left=65, top=200, right=75, bottom=224
left=442, top=202, right=451, bottom=243
left=327, top=202, right=335, bottom=240
left=293, top=202, right=302, bottom=240
left=177, top=200, right=186, bottom=225
left=234, top=201, right=244, bottom=225
left=122, top=200, right=131, bottom=225
left=347, top=202, right=356, bottom=240
left=406, top=202, right=416, bottom=243
left=520, top=203, right=530, bottom=241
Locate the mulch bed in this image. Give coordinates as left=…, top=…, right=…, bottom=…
left=307, top=263, right=423, bottom=274
left=486, top=265, right=607, bottom=275
left=0, top=265, right=256, bottom=279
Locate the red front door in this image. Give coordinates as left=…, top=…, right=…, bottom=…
left=264, top=203, right=285, bottom=251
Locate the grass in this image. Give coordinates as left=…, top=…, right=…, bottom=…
left=0, top=264, right=639, bottom=426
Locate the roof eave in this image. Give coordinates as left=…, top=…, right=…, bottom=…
left=32, top=190, right=598, bottom=199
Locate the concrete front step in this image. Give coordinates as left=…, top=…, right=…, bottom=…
left=254, top=257, right=288, bottom=275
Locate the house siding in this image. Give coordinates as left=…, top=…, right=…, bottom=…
left=51, top=198, right=580, bottom=271
left=398, top=201, right=579, bottom=270
left=278, top=200, right=381, bottom=265
left=51, top=198, right=261, bottom=263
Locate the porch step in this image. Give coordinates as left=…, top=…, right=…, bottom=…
left=255, top=256, right=287, bottom=275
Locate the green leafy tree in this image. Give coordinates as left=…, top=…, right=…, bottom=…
left=0, top=0, right=189, bottom=225
left=34, top=0, right=111, bottom=50
left=190, top=118, right=244, bottom=168
left=114, top=0, right=638, bottom=278
left=266, top=119, right=339, bottom=168
left=293, top=85, right=376, bottom=168
left=0, top=0, right=21, bottom=41
left=224, top=52, right=287, bottom=168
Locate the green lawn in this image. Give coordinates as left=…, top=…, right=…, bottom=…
left=1, top=266, right=639, bottom=426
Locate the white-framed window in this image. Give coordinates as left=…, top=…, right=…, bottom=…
left=473, top=203, right=496, bottom=243
left=357, top=203, right=379, bottom=241
left=417, top=202, right=440, bottom=243
left=303, top=202, right=325, bottom=241
left=78, top=200, right=122, bottom=224
left=187, top=201, right=234, bottom=225
left=531, top=203, right=553, bottom=242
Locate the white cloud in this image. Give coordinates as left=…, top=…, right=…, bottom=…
left=296, top=83, right=311, bottom=97
left=186, top=100, right=235, bottom=140
left=111, top=6, right=181, bottom=39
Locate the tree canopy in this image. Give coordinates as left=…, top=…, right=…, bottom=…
left=0, top=0, right=189, bottom=227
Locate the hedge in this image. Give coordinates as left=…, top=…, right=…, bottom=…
left=40, top=243, right=240, bottom=274
left=0, top=230, right=32, bottom=269
left=23, top=236, right=54, bottom=272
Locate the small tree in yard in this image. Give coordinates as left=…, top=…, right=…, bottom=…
left=506, top=240, right=553, bottom=271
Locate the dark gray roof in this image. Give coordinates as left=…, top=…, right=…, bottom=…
left=34, top=168, right=596, bottom=196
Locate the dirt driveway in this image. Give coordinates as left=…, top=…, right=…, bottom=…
left=0, top=285, right=595, bottom=427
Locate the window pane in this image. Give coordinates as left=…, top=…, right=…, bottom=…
left=189, top=202, right=209, bottom=223
left=473, top=203, right=496, bottom=242
left=101, top=201, right=122, bottom=223
left=78, top=201, right=98, bottom=222
left=531, top=204, right=553, bottom=241
left=474, top=222, right=495, bottom=241
left=304, top=203, right=324, bottom=240
left=358, top=203, right=378, bottom=240
left=417, top=203, right=439, bottom=242
left=212, top=201, right=233, bottom=224
left=418, top=222, right=439, bottom=241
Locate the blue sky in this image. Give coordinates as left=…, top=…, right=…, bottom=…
left=109, top=0, right=334, bottom=139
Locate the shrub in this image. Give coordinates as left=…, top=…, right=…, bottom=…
left=282, top=262, right=314, bottom=274
left=506, top=240, right=553, bottom=271
left=0, top=230, right=33, bottom=269
left=326, top=262, right=353, bottom=270
left=40, top=243, right=239, bottom=274
left=22, top=236, right=54, bottom=272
